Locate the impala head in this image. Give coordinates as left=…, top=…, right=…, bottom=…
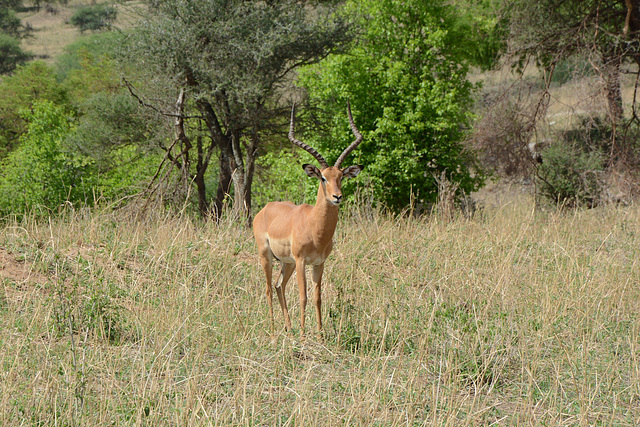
left=289, top=102, right=364, bottom=207
left=302, top=164, right=363, bottom=206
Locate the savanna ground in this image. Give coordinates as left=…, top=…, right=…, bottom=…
left=1, top=196, right=639, bottom=425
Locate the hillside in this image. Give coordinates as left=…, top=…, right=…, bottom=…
left=18, top=1, right=141, bottom=62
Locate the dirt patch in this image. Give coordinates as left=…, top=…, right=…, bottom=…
left=0, top=247, right=48, bottom=286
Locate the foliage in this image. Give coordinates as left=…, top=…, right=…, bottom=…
left=56, top=31, right=125, bottom=82
left=0, top=33, right=30, bottom=75
left=447, top=0, right=508, bottom=71
left=0, top=0, right=22, bottom=10
left=298, top=0, right=486, bottom=211
left=0, top=101, right=96, bottom=217
left=0, top=7, right=22, bottom=38
left=65, top=92, right=163, bottom=199
left=69, top=3, right=117, bottom=33
left=0, top=61, right=69, bottom=158
left=253, top=148, right=319, bottom=209
left=0, top=2, right=32, bottom=75
left=69, top=93, right=159, bottom=162
left=537, top=120, right=610, bottom=207
left=120, top=0, right=354, bottom=219
left=503, top=0, right=638, bottom=135
left=506, top=1, right=635, bottom=68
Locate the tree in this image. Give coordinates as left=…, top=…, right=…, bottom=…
left=0, top=61, right=69, bottom=158
left=298, top=0, right=488, bottom=211
left=59, top=33, right=163, bottom=203
left=0, top=101, right=94, bottom=217
left=505, top=1, right=640, bottom=144
left=69, top=3, right=117, bottom=34
left=119, top=0, right=353, bottom=222
left=0, top=1, right=32, bottom=74
left=0, top=33, right=31, bottom=74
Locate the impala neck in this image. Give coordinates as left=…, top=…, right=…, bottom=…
left=311, top=183, right=340, bottom=245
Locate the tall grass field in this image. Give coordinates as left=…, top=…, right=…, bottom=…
left=1, top=197, right=639, bottom=425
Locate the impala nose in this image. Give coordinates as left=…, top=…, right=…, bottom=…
left=333, top=195, right=342, bottom=204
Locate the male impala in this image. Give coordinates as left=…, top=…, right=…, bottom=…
left=253, top=103, right=364, bottom=335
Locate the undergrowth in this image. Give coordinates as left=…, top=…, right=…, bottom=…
left=0, top=198, right=639, bottom=424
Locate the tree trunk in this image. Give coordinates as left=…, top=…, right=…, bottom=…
left=602, top=53, right=624, bottom=124
left=194, top=171, right=209, bottom=217
left=213, top=151, right=232, bottom=222
left=198, top=99, right=235, bottom=221
left=243, top=126, right=259, bottom=225
left=229, top=129, right=250, bottom=222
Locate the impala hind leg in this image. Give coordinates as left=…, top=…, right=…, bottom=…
left=274, top=262, right=295, bottom=331
left=259, top=254, right=275, bottom=331
left=312, top=264, right=325, bottom=333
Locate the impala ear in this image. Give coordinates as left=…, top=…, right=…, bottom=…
left=302, top=163, right=322, bottom=179
left=342, top=165, right=363, bottom=180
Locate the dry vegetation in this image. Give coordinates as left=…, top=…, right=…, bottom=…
left=18, top=0, right=143, bottom=61
left=1, top=197, right=639, bottom=425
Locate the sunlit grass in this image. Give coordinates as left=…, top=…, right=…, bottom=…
left=19, top=1, right=144, bottom=62
left=1, top=197, right=639, bottom=424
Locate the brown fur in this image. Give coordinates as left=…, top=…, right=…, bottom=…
left=253, top=165, right=362, bottom=334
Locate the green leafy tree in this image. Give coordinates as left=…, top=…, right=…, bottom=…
left=0, top=101, right=94, bottom=217
left=59, top=33, right=162, bottom=201
left=56, top=31, right=123, bottom=81
left=0, top=1, right=32, bottom=74
left=0, top=7, right=22, bottom=38
left=298, top=0, right=486, bottom=211
left=120, top=0, right=353, bottom=221
left=0, top=61, right=69, bottom=158
left=70, top=3, right=117, bottom=34
left=0, top=33, right=31, bottom=74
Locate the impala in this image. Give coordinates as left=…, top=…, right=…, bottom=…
left=253, top=103, right=364, bottom=335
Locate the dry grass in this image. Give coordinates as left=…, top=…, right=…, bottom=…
left=19, top=1, right=144, bottom=62
left=1, top=197, right=639, bottom=425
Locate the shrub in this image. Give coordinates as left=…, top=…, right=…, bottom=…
left=298, top=0, right=486, bottom=212
left=69, top=4, right=117, bottom=33
left=0, top=33, right=31, bottom=74
left=0, top=101, right=96, bottom=217
left=253, top=149, right=318, bottom=210
left=537, top=141, right=605, bottom=208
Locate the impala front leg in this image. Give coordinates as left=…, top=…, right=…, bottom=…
left=312, top=263, right=324, bottom=333
left=295, top=259, right=308, bottom=335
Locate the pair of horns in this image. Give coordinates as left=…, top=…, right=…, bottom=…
left=288, top=102, right=363, bottom=169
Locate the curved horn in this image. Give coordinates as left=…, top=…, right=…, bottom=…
left=334, top=101, right=363, bottom=168
left=288, top=103, right=328, bottom=169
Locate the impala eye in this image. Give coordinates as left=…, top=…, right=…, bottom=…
left=321, top=176, right=327, bottom=183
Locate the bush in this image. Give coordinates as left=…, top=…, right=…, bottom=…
left=0, top=33, right=31, bottom=74
left=0, top=101, right=96, bottom=217
left=69, top=4, right=117, bottom=33
left=253, top=149, right=319, bottom=210
left=537, top=141, right=605, bottom=208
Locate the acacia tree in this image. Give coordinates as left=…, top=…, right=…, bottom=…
left=120, top=0, right=352, bottom=222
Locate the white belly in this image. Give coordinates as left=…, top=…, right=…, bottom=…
left=267, top=234, right=327, bottom=266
